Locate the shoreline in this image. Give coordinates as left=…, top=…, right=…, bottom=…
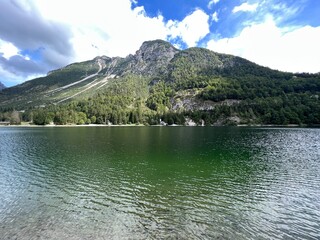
left=0, top=123, right=317, bottom=128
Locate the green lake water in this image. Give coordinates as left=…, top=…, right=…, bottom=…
left=0, top=126, right=319, bottom=239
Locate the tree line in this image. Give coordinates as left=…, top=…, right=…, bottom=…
left=1, top=72, right=319, bottom=126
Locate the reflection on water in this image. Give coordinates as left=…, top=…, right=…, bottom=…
left=0, top=127, right=319, bottom=239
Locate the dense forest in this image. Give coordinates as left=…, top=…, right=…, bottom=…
left=1, top=72, right=319, bottom=126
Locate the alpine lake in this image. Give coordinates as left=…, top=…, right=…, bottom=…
left=0, top=126, right=319, bottom=239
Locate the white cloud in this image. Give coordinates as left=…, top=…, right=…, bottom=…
left=0, top=0, right=213, bottom=86
left=167, top=9, right=210, bottom=47
left=211, top=12, right=219, bottom=22
left=232, top=2, right=259, bottom=13
left=0, top=39, right=19, bottom=59
left=0, top=64, right=43, bottom=86
left=0, top=0, right=172, bottom=86
left=34, top=0, right=168, bottom=60
left=208, top=0, right=220, bottom=9
left=206, top=18, right=320, bottom=73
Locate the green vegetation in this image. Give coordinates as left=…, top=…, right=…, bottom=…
left=0, top=41, right=319, bottom=126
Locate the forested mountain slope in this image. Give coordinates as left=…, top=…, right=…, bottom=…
left=1, top=40, right=319, bottom=125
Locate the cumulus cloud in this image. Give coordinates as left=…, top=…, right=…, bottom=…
left=0, top=0, right=170, bottom=86
left=0, top=0, right=75, bottom=85
left=167, top=9, right=210, bottom=47
left=33, top=0, right=168, bottom=59
left=206, top=18, right=320, bottom=73
left=0, top=55, right=43, bottom=75
left=0, top=64, right=43, bottom=86
left=0, top=0, right=211, bottom=86
left=208, top=0, right=220, bottom=9
left=0, top=1, right=74, bottom=68
left=1, top=0, right=317, bottom=86
left=0, top=40, right=19, bottom=59
left=1, top=0, right=211, bottom=86
left=0, top=39, right=49, bottom=85
left=211, top=12, right=219, bottom=22
left=232, top=2, right=259, bottom=13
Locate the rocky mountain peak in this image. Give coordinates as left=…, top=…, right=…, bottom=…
left=121, top=39, right=180, bottom=76
left=135, top=40, right=179, bottom=62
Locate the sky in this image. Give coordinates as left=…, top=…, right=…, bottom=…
left=0, top=0, right=319, bottom=87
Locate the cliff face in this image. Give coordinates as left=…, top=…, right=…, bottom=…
left=130, top=40, right=180, bottom=76
left=108, top=39, right=180, bottom=78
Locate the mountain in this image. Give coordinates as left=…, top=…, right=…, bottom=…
left=0, top=40, right=176, bottom=108
left=0, top=40, right=280, bottom=108
left=0, top=40, right=320, bottom=125
left=0, top=82, right=5, bottom=91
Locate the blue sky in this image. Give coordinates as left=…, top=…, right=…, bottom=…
left=0, top=0, right=319, bottom=87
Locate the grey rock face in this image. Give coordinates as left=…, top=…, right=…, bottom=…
left=118, top=40, right=180, bottom=77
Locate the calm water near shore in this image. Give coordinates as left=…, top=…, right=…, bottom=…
left=0, top=126, right=319, bottom=239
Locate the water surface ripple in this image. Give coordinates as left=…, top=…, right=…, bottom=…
left=0, top=127, right=319, bottom=239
